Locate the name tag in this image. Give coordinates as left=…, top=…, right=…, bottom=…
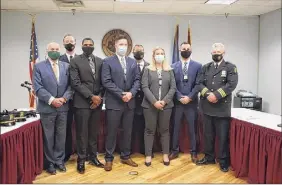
left=221, top=70, right=226, bottom=77
left=184, top=75, right=188, bottom=80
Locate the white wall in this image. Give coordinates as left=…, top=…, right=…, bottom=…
left=258, top=9, right=281, bottom=115
left=1, top=11, right=259, bottom=110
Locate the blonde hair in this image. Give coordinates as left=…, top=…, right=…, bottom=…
left=147, top=47, right=172, bottom=71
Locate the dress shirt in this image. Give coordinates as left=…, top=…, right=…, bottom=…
left=66, top=53, right=75, bottom=63
left=136, top=60, right=145, bottom=71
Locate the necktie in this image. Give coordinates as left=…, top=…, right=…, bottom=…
left=52, top=62, right=59, bottom=81
left=215, top=63, right=218, bottom=69
left=88, top=57, right=95, bottom=77
left=70, top=55, right=73, bottom=62
left=137, top=63, right=141, bottom=72
left=183, top=62, right=188, bottom=75
left=121, top=57, right=126, bottom=78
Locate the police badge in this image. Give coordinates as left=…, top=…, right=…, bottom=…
left=221, top=70, right=227, bottom=77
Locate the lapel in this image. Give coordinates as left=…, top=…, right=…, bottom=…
left=187, top=60, right=193, bottom=78
left=64, top=54, right=69, bottom=63
left=58, top=61, right=64, bottom=84
left=125, top=56, right=131, bottom=79
left=178, top=61, right=184, bottom=80
left=45, top=59, right=58, bottom=84
left=212, top=60, right=226, bottom=76
left=142, top=60, right=149, bottom=74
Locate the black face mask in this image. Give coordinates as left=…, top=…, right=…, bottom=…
left=82, top=46, right=94, bottom=56
left=181, top=50, right=192, bottom=59
left=212, top=54, right=223, bottom=62
left=64, top=43, right=75, bottom=52
left=133, top=51, right=144, bottom=60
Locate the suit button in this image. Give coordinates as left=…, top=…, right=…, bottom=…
left=212, top=82, right=215, bottom=84
left=213, top=76, right=216, bottom=78
left=211, top=89, right=214, bottom=91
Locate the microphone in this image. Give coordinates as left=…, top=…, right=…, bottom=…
left=21, top=83, right=31, bottom=91
left=24, top=81, right=32, bottom=85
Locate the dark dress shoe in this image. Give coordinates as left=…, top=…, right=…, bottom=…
left=46, top=163, right=56, bottom=175
left=120, top=158, right=138, bottom=167
left=89, top=157, right=104, bottom=168
left=196, top=157, right=216, bottom=165
left=219, top=163, right=229, bottom=172
left=191, top=154, right=198, bottom=163
left=104, top=161, right=113, bottom=171
left=56, top=164, right=66, bottom=172
left=163, top=160, right=170, bottom=166
left=145, top=161, right=151, bottom=167
left=77, top=163, right=85, bottom=174
left=168, top=153, right=178, bottom=160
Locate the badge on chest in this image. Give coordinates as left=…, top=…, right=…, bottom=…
left=221, top=70, right=227, bottom=77
left=183, top=75, right=188, bottom=82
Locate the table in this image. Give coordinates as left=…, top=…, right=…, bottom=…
left=230, top=108, right=282, bottom=184
left=0, top=116, right=43, bottom=184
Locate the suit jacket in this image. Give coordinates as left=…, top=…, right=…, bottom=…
left=197, top=60, right=238, bottom=117
left=101, top=55, right=140, bottom=110
left=135, top=60, right=150, bottom=115
left=32, top=59, right=72, bottom=113
left=69, top=54, right=104, bottom=109
left=59, top=53, right=77, bottom=64
left=141, top=67, right=176, bottom=110
left=171, top=60, right=202, bottom=107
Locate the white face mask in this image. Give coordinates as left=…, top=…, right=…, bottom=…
left=117, top=46, right=127, bottom=56
left=154, top=55, right=165, bottom=63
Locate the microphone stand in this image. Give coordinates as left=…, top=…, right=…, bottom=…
left=21, top=83, right=36, bottom=109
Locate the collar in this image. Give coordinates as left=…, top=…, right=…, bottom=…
left=48, top=58, right=58, bottom=65
left=116, top=54, right=125, bottom=61
left=181, top=58, right=190, bottom=65
left=136, top=60, right=144, bottom=66
left=214, top=60, right=223, bottom=66
left=66, top=53, right=75, bottom=58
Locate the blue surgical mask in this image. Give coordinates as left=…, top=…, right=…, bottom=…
left=155, top=55, right=165, bottom=63
left=117, top=46, right=127, bottom=56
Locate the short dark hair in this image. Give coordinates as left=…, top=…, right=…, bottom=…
left=133, top=44, right=144, bottom=51
left=82, top=37, right=94, bottom=45
left=115, top=34, right=127, bottom=43
left=63, top=33, right=76, bottom=42
left=180, top=41, right=189, bottom=47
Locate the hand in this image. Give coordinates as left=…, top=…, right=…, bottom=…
left=180, top=96, right=192, bottom=104
left=207, top=93, right=217, bottom=103
left=90, top=102, right=98, bottom=109
left=159, top=101, right=166, bottom=106
left=58, top=98, right=67, bottom=104
left=51, top=98, right=63, bottom=108
left=154, top=101, right=164, bottom=110
left=122, top=92, right=133, bottom=102
left=91, top=96, right=102, bottom=106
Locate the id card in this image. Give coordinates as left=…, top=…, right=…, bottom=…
left=184, top=75, right=188, bottom=80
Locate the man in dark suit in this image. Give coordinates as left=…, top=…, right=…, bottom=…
left=196, top=43, right=238, bottom=172
left=101, top=35, right=140, bottom=171
left=33, top=42, right=72, bottom=175
left=59, top=34, right=77, bottom=162
left=131, top=44, right=149, bottom=155
left=69, top=38, right=104, bottom=174
left=170, top=42, right=202, bottom=163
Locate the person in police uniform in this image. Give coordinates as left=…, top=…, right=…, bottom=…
left=196, top=43, right=238, bottom=172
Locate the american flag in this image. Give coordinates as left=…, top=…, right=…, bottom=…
left=172, top=24, right=179, bottom=64
left=29, top=19, right=38, bottom=109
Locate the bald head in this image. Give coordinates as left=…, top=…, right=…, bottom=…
left=47, top=42, right=60, bottom=52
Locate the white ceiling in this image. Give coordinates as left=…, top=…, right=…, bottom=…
left=1, top=0, right=281, bottom=16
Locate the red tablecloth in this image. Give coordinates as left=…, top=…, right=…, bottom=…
left=230, top=118, right=282, bottom=184
left=0, top=120, right=43, bottom=184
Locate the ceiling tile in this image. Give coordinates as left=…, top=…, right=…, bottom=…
left=215, top=4, right=280, bottom=15
left=167, top=2, right=202, bottom=13
left=83, top=1, right=114, bottom=12
left=1, top=0, right=30, bottom=9
left=186, top=4, right=227, bottom=14
left=114, top=2, right=171, bottom=13
left=25, top=0, right=58, bottom=10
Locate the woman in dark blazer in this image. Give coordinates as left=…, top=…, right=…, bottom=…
left=141, top=47, right=176, bottom=166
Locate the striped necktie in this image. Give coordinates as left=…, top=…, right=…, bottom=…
left=52, top=62, right=59, bottom=81
left=121, top=57, right=126, bottom=79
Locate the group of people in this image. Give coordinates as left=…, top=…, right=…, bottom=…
left=32, top=33, right=238, bottom=176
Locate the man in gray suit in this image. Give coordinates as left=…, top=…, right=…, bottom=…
left=33, top=42, right=72, bottom=175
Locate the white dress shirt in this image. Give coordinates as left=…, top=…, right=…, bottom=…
left=136, top=60, right=145, bottom=71
left=66, top=53, right=75, bottom=63
left=181, top=58, right=191, bottom=71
